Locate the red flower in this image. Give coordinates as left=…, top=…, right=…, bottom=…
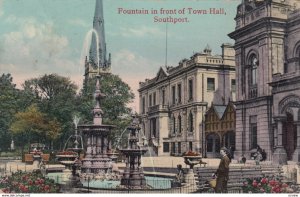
left=269, top=179, right=277, bottom=187
left=28, top=179, right=33, bottom=185
left=273, top=187, right=281, bottom=193
left=252, top=180, right=258, bottom=187
left=183, top=151, right=200, bottom=156
left=39, top=179, right=45, bottom=184
left=261, top=177, right=268, bottom=184
left=282, top=183, right=288, bottom=188
left=44, top=185, right=50, bottom=192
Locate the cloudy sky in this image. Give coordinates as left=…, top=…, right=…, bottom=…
left=0, top=0, right=240, bottom=112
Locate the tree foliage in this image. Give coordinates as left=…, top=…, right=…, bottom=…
left=22, top=74, right=78, bottom=148
left=2, top=72, right=135, bottom=151
left=0, top=74, right=20, bottom=150
left=10, top=104, right=61, bottom=145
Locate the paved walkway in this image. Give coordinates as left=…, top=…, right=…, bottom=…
left=0, top=156, right=278, bottom=175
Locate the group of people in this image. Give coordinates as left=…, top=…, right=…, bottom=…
left=254, top=145, right=267, bottom=162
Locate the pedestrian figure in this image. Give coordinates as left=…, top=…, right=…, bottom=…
left=240, top=155, right=246, bottom=164
left=261, top=149, right=267, bottom=161
left=171, top=164, right=184, bottom=187
left=175, top=164, right=184, bottom=183
left=256, top=145, right=262, bottom=153
left=229, top=146, right=235, bottom=159
left=255, top=151, right=262, bottom=165
left=213, top=147, right=231, bottom=193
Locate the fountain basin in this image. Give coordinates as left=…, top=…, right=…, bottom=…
left=47, top=173, right=172, bottom=189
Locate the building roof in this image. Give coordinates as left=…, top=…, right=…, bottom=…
left=213, top=105, right=227, bottom=119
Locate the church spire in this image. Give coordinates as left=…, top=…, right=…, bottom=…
left=89, top=0, right=111, bottom=73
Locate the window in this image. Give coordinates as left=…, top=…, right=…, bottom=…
left=172, top=86, right=176, bottom=104
left=142, top=97, right=145, bottom=114
left=188, top=112, right=194, bottom=132
left=178, top=115, right=182, bottom=133
left=173, top=116, right=176, bottom=134
left=231, top=79, right=236, bottom=92
left=151, top=118, right=157, bottom=138
left=250, top=116, right=257, bottom=149
left=178, top=142, right=181, bottom=154
left=284, top=63, right=288, bottom=74
left=171, top=142, right=176, bottom=154
left=188, top=79, right=193, bottom=100
left=163, top=142, right=170, bottom=152
left=250, top=55, right=258, bottom=85
left=207, top=78, right=215, bottom=91
left=153, top=92, right=156, bottom=105
left=162, top=89, right=165, bottom=105
left=149, top=94, right=152, bottom=107
left=177, top=84, right=182, bottom=103
left=189, top=142, right=193, bottom=151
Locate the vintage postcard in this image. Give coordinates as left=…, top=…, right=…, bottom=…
left=0, top=0, right=300, bottom=195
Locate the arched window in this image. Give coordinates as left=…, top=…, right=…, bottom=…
left=188, top=112, right=193, bottom=132
left=250, top=55, right=258, bottom=85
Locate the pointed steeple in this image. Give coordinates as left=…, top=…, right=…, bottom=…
left=89, top=0, right=111, bottom=72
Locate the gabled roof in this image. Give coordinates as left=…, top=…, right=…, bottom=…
left=155, top=67, right=168, bottom=82
left=213, top=105, right=227, bottom=119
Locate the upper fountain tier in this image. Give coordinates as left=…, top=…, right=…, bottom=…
left=79, top=75, right=115, bottom=131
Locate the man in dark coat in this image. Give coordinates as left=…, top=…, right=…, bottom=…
left=214, top=147, right=231, bottom=193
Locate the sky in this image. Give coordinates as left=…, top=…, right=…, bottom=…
left=0, top=0, right=240, bottom=112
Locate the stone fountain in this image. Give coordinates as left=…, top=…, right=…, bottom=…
left=119, top=115, right=148, bottom=189
left=78, top=75, right=117, bottom=180
left=56, top=116, right=84, bottom=189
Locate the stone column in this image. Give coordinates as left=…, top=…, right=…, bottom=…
left=273, top=115, right=287, bottom=165
left=86, top=134, right=92, bottom=158
left=92, top=135, right=97, bottom=156
left=96, top=135, right=102, bottom=157
left=273, top=123, right=278, bottom=148
left=103, top=137, right=107, bottom=155
left=292, top=121, right=300, bottom=162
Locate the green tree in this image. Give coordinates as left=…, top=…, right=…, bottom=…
left=10, top=104, right=61, bottom=153
left=23, top=74, right=78, bottom=149
left=79, top=74, right=135, bottom=148
left=0, top=74, right=20, bottom=151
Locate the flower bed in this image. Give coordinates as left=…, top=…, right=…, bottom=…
left=182, top=151, right=200, bottom=156
left=0, top=171, right=60, bottom=193
left=242, top=177, right=298, bottom=193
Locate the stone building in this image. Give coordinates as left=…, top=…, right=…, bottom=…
left=84, top=0, right=111, bottom=82
left=205, top=102, right=236, bottom=158
left=138, top=44, right=236, bottom=156
left=229, top=0, right=300, bottom=164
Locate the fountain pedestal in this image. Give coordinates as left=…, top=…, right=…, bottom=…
left=183, top=155, right=202, bottom=189
left=119, top=116, right=148, bottom=189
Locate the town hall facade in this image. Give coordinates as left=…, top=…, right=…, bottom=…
left=229, top=0, right=300, bottom=164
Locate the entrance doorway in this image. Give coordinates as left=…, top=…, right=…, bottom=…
left=206, top=133, right=220, bottom=158
left=283, top=113, right=297, bottom=160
